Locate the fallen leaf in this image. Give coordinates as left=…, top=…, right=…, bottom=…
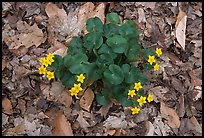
left=153, top=115, right=172, bottom=136
left=79, top=88, right=94, bottom=112
left=5, top=124, right=26, bottom=136
left=148, top=86, right=169, bottom=103
left=175, top=8, right=187, bottom=50
left=135, top=2, right=156, bottom=10
left=2, top=56, right=7, bottom=71
left=45, top=2, right=67, bottom=18
left=145, top=121, right=155, bottom=136
left=108, top=2, right=115, bottom=11
left=160, top=102, right=180, bottom=128
left=97, top=102, right=113, bottom=118
left=137, top=8, right=146, bottom=23
left=6, top=21, right=45, bottom=51
left=114, top=128, right=126, bottom=136
left=177, top=94, right=185, bottom=117
left=40, top=81, right=65, bottom=101
left=2, top=113, right=9, bottom=126
left=58, top=88, right=72, bottom=108
left=190, top=116, right=202, bottom=133
left=2, top=96, right=13, bottom=115
left=106, top=129, right=116, bottom=136
left=188, top=70, right=202, bottom=87
left=52, top=110, right=73, bottom=136
left=76, top=110, right=90, bottom=130
left=103, top=115, right=127, bottom=129
left=79, top=2, right=105, bottom=33
left=171, top=77, right=186, bottom=94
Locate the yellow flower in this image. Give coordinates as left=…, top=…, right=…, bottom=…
left=147, top=94, right=153, bottom=103
left=46, top=71, right=55, bottom=80
left=134, top=82, right=143, bottom=91
left=40, top=57, right=49, bottom=67
left=73, top=83, right=83, bottom=92
left=69, top=87, right=79, bottom=96
left=77, top=74, right=86, bottom=83
left=131, top=107, right=140, bottom=115
left=137, top=96, right=147, bottom=106
left=154, top=63, right=159, bottom=71
left=38, top=65, right=47, bottom=75
left=47, top=53, right=54, bottom=63
left=47, top=53, right=54, bottom=59
left=148, top=55, right=156, bottom=65
left=156, top=48, right=162, bottom=57
left=128, top=89, right=136, bottom=98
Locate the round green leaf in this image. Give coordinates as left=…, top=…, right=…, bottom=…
left=86, top=17, right=103, bottom=33
left=118, top=20, right=140, bottom=38
left=104, top=23, right=119, bottom=38
left=67, top=37, right=85, bottom=55
left=121, top=64, right=130, bottom=74
left=83, top=32, right=103, bottom=51
left=96, top=93, right=110, bottom=106
left=103, top=64, right=124, bottom=85
left=106, top=12, right=120, bottom=24
left=106, top=35, right=127, bottom=53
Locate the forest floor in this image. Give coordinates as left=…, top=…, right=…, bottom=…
left=2, top=2, right=202, bottom=136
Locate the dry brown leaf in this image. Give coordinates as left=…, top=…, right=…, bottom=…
left=188, top=70, right=202, bottom=87
left=108, top=2, right=115, bottom=11
left=40, top=81, right=64, bottom=101
left=2, top=96, right=13, bottom=115
left=79, top=88, right=94, bottom=112
left=177, top=94, right=185, bottom=117
left=8, top=21, right=45, bottom=50
left=190, top=116, right=202, bottom=133
left=175, top=8, right=187, bottom=50
left=2, top=56, right=7, bottom=71
left=148, top=86, right=169, bottom=103
left=160, top=102, right=180, bottom=128
left=45, top=2, right=67, bottom=18
left=145, top=121, right=155, bottom=136
left=76, top=110, right=90, bottom=130
left=97, top=102, right=113, bottom=118
left=114, top=128, right=126, bottom=136
left=138, top=8, right=146, bottom=23
left=58, top=88, right=72, bottom=108
left=79, top=2, right=105, bottom=33
left=103, top=115, right=127, bottom=129
left=106, top=129, right=116, bottom=136
left=153, top=115, right=172, bottom=136
left=52, top=110, right=73, bottom=136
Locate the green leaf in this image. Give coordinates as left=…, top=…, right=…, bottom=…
left=86, top=17, right=103, bottom=33
left=125, top=39, right=141, bottom=61
left=106, top=12, right=120, bottom=24
left=83, top=32, right=103, bottom=51
left=106, top=35, right=128, bottom=53
left=141, top=48, right=155, bottom=59
left=50, top=55, right=63, bottom=69
left=59, top=71, right=76, bottom=88
left=121, top=64, right=130, bottom=74
left=118, top=95, right=133, bottom=107
left=103, top=64, right=124, bottom=85
left=67, top=37, right=85, bottom=55
left=86, top=63, right=103, bottom=81
left=104, top=23, right=119, bottom=38
left=63, top=53, right=89, bottom=74
left=98, top=44, right=117, bottom=59
left=118, top=20, right=140, bottom=38
left=96, top=93, right=110, bottom=106
left=143, top=62, right=153, bottom=70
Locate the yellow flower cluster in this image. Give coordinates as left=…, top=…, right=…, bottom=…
left=147, top=48, right=162, bottom=72
left=69, top=74, right=86, bottom=96
left=38, top=53, right=55, bottom=80
left=128, top=81, right=154, bottom=115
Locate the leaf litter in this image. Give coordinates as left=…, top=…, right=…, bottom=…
left=2, top=2, right=202, bottom=136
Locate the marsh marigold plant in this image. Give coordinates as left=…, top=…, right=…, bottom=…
left=38, top=12, right=164, bottom=115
